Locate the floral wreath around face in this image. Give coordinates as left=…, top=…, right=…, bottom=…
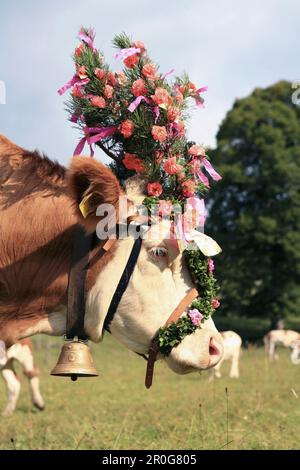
left=58, top=27, right=222, bottom=356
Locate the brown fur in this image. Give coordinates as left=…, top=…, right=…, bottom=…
left=0, top=135, right=121, bottom=346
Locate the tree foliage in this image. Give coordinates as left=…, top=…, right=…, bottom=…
left=206, top=81, right=300, bottom=320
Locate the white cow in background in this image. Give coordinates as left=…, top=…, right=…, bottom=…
left=264, top=329, right=300, bottom=364
left=0, top=338, right=45, bottom=416
left=209, top=331, right=242, bottom=380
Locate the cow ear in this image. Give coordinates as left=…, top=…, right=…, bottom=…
left=66, top=156, right=122, bottom=232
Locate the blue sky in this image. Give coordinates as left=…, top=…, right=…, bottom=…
left=0, top=0, right=298, bottom=165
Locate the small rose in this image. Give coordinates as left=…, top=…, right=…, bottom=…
left=131, top=78, right=147, bottom=97
left=124, top=54, right=139, bottom=68
left=90, top=96, right=106, bottom=108
left=119, top=120, right=134, bottom=138
left=188, top=144, right=206, bottom=157
left=163, top=157, right=183, bottom=175
left=211, top=298, right=220, bottom=309
left=208, top=258, right=214, bottom=275
left=151, top=125, right=167, bottom=142
left=77, top=65, right=88, bottom=79
left=147, top=182, right=163, bottom=197
left=104, top=84, right=114, bottom=99
left=94, top=68, right=106, bottom=80
left=142, top=63, right=157, bottom=80
left=123, top=153, right=145, bottom=173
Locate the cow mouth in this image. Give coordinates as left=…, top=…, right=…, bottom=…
left=209, top=337, right=221, bottom=356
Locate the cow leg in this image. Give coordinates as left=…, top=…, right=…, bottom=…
left=229, top=350, right=240, bottom=378
left=1, top=360, right=21, bottom=416
left=9, top=343, right=45, bottom=411
left=0, top=340, right=8, bottom=368
left=213, top=357, right=224, bottom=379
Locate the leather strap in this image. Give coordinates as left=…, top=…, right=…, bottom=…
left=145, top=287, right=198, bottom=389
left=66, top=225, right=94, bottom=340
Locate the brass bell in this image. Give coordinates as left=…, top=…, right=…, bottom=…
left=51, top=339, right=98, bottom=381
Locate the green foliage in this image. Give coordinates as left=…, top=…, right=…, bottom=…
left=206, top=80, right=300, bottom=320
left=156, top=252, right=219, bottom=356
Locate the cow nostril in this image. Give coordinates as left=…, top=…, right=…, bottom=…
left=209, top=337, right=221, bottom=356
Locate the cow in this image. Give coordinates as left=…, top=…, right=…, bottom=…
left=209, top=331, right=242, bottom=380
left=0, top=338, right=44, bottom=416
left=264, top=329, right=300, bottom=364
left=0, top=135, right=223, bottom=379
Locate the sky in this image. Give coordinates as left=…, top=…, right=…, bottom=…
left=0, top=0, right=299, bottom=166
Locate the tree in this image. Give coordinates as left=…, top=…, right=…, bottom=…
left=206, top=81, right=300, bottom=324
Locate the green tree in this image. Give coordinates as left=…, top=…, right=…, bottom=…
left=206, top=81, right=300, bottom=324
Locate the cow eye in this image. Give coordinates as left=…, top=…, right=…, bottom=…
left=149, top=246, right=167, bottom=259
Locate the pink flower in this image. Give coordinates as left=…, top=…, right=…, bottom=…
left=90, top=96, right=106, bottom=108
left=151, top=125, right=167, bottom=142
left=142, top=63, right=157, bottom=80
left=181, top=180, right=195, bottom=197
left=151, top=87, right=172, bottom=106
left=158, top=200, right=173, bottom=217
left=163, top=157, right=183, bottom=175
left=131, top=78, right=147, bottom=97
left=116, top=71, right=127, bottom=85
left=77, top=65, right=88, bottom=79
left=211, top=299, right=220, bottom=309
left=124, top=54, right=139, bottom=68
left=119, top=120, right=134, bottom=138
left=94, top=68, right=106, bottom=80
left=208, top=258, right=214, bottom=275
left=188, top=309, right=204, bottom=326
left=147, top=182, right=163, bottom=197
left=104, top=84, right=114, bottom=99
left=167, top=106, right=180, bottom=122
left=132, top=40, right=146, bottom=54
left=188, top=144, right=206, bottom=157
left=177, top=121, right=185, bottom=136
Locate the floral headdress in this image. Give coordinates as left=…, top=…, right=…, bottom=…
left=58, top=27, right=222, bottom=355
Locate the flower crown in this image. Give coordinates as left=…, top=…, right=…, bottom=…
left=58, top=27, right=222, bottom=355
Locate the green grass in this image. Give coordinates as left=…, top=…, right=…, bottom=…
left=0, top=335, right=300, bottom=450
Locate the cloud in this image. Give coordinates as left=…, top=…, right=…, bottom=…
left=0, top=0, right=298, bottom=165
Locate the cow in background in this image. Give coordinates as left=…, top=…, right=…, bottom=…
left=209, top=331, right=242, bottom=380
left=0, top=338, right=44, bottom=416
left=264, top=329, right=300, bottom=364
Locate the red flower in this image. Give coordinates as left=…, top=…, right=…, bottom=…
left=72, top=84, right=83, bottom=98
left=107, top=72, right=117, bottom=86
left=147, top=182, right=163, bottom=197
left=131, top=78, right=147, bottom=97
left=77, top=65, right=88, bottom=79
left=177, top=121, right=185, bottom=136
left=94, top=68, right=106, bottom=80
left=151, top=125, right=167, bottom=142
left=181, top=180, right=195, bottom=197
left=163, top=157, right=183, bottom=175
left=75, top=44, right=85, bottom=57
left=119, top=120, right=134, bottom=138
left=174, top=89, right=184, bottom=103
left=104, top=84, right=114, bottom=99
left=123, top=153, right=145, bottom=172
left=90, top=96, right=106, bottom=108
left=142, top=63, right=157, bottom=80
left=124, top=54, right=139, bottom=68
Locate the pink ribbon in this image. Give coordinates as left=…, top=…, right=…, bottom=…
left=186, top=197, right=206, bottom=227
left=78, top=28, right=95, bottom=50
left=73, top=126, right=117, bottom=156
left=128, top=96, right=151, bottom=112
left=194, top=86, right=208, bottom=108
left=162, top=68, right=175, bottom=80
left=57, top=76, right=89, bottom=96
left=114, top=47, right=140, bottom=60
left=153, top=106, right=160, bottom=123
left=202, top=157, right=222, bottom=182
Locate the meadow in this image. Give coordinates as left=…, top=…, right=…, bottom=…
left=0, top=334, right=299, bottom=450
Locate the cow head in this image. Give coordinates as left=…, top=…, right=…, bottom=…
left=66, top=157, right=223, bottom=374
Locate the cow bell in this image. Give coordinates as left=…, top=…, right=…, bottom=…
left=51, top=339, right=98, bottom=381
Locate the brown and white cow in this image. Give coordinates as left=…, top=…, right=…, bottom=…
left=0, top=135, right=223, bottom=377
left=264, top=329, right=300, bottom=364
left=0, top=338, right=44, bottom=416
left=209, top=331, right=242, bottom=380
